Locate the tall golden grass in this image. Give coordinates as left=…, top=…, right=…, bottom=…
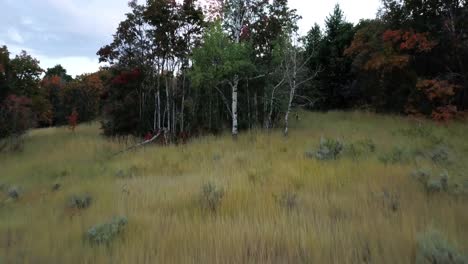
left=0, top=111, right=467, bottom=263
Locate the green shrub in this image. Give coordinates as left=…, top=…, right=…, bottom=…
left=315, top=138, right=344, bottom=160
left=87, top=216, right=128, bottom=245
left=416, top=230, right=467, bottom=264
left=200, top=182, right=224, bottom=212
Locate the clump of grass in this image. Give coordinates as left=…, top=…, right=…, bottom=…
left=87, top=216, right=128, bottom=245
left=68, top=194, right=92, bottom=209
left=275, top=191, right=298, bottom=210
left=379, top=147, right=412, bottom=165
left=416, top=229, right=467, bottom=264
left=199, top=182, right=224, bottom=212
left=412, top=169, right=432, bottom=184
left=398, top=125, right=433, bottom=138
left=346, top=139, right=376, bottom=159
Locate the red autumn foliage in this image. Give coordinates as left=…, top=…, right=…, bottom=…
left=111, top=69, right=141, bottom=85
left=416, top=79, right=459, bottom=101
left=68, top=109, right=79, bottom=131
left=382, top=30, right=436, bottom=52
left=431, top=105, right=459, bottom=122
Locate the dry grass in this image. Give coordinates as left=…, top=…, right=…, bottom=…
left=0, top=111, right=467, bottom=263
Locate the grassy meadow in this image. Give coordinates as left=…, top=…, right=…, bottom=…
left=1, top=111, right=467, bottom=263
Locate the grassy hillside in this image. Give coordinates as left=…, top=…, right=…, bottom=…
left=1, top=111, right=467, bottom=263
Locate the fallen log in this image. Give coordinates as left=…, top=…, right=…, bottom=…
left=112, top=132, right=161, bottom=156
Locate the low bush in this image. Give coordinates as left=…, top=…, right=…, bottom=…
left=87, top=216, right=128, bottom=245
left=429, top=145, right=451, bottom=165
left=416, top=229, right=467, bottom=264
left=200, top=182, right=224, bottom=212
left=7, top=186, right=20, bottom=200
left=315, top=138, right=344, bottom=160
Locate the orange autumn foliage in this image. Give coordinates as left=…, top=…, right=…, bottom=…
left=416, top=79, right=459, bottom=101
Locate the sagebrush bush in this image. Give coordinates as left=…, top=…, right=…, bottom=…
left=7, top=186, right=20, bottom=200
left=416, top=229, right=467, bottom=264
left=429, top=145, right=451, bottom=165
left=87, top=216, right=128, bottom=245
left=200, top=182, right=224, bottom=212
left=68, top=194, right=92, bottom=209
left=315, top=138, right=344, bottom=160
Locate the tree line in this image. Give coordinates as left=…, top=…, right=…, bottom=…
left=1, top=0, right=467, bottom=142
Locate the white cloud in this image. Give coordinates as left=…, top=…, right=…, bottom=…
left=289, top=0, right=381, bottom=34
left=7, top=28, right=25, bottom=44
left=38, top=55, right=100, bottom=77
left=44, top=0, right=132, bottom=37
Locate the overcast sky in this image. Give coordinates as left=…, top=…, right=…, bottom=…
left=0, top=0, right=381, bottom=77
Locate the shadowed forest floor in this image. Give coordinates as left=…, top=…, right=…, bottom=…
left=1, top=111, right=467, bottom=263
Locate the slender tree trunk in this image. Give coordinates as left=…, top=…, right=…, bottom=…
left=180, top=73, right=186, bottom=132
left=247, top=83, right=251, bottom=129
left=254, top=90, right=258, bottom=128
left=232, top=76, right=239, bottom=138
left=153, top=91, right=158, bottom=132
left=284, top=49, right=298, bottom=137
left=165, top=77, right=170, bottom=133
left=157, top=90, right=161, bottom=130
left=284, top=81, right=296, bottom=137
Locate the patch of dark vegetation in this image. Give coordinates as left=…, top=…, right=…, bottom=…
left=200, top=182, right=224, bottom=212
left=213, top=154, right=222, bottom=161
left=68, top=194, right=92, bottom=209
left=52, top=183, right=61, bottom=192
left=381, top=189, right=400, bottom=212
left=87, top=216, right=128, bottom=245
left=274, top=191, right=298, bottom=211
left=416, top=229, right=468, bottom=264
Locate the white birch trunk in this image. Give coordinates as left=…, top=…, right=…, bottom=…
left=231, top=76, right=239, bottom=138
